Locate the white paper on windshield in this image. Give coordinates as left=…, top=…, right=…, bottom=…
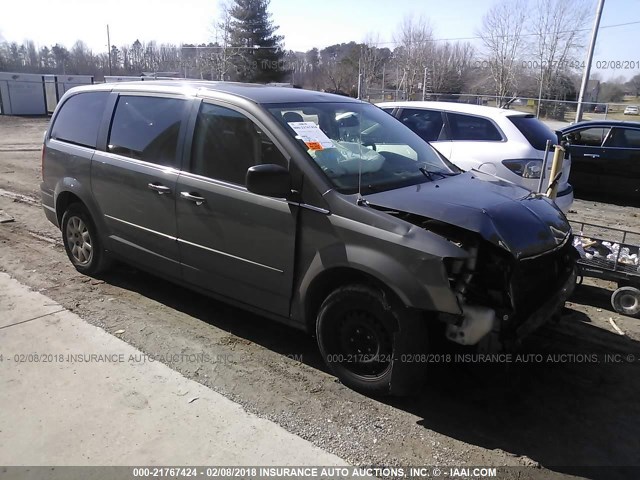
left=287, top=121, right=334, bottom=151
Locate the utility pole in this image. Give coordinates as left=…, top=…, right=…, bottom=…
left=422, top=67, right=427, bottom=101
left=357, top=55, right=362, bottom=99
left=576, top=0, right=605, bottom=123
left=107, top=25, right=112, bottom=76
left=357, top=45, right=363, bottom=100
left=536, top=67, right=543, bottom=118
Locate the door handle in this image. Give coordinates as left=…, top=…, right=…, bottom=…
left=180, top=191, right=206, bottom=206
left=583, top=153, right=600, bottom=158
left=148, top=183, right=171, bottom=194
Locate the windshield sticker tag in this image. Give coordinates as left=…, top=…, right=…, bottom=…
left=287, top=121, right=333, bottom=151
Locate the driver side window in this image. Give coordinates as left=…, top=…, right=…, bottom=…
left=190, top=103, right=288, bottom=185
left=397, top=109, right=446, bottom=142
left=566, top=127, right=610, bottom=147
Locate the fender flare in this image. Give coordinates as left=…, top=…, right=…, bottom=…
left=297, top=243, right=462, bottom=327
left=54, top=177, right=108, bottom=236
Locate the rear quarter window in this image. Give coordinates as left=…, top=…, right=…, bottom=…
left=51, top=92, right=109, bottom=148
left=603, top=128, right=640, bottom=149
left=508, top=115, right=557, bottom=151
left=447, top=113, right=503, bottom=141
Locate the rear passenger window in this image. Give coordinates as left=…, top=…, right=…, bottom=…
left=624, top=129, right=640, bottom=148
left=447, top=113, right=503, bottom=141
left=107, top=96, right=187, bottom=167
left=397, top=109, right=445, bottom=142
left=604, top=128, right=640, bottom=148
left=190, top=103, right=287, bottom=185
left=51, top=92, right=109, bottom=148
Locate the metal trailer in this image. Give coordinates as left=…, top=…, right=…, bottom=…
left=571, top=221, right=640, bottom=317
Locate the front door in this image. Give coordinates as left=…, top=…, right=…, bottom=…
left=564, top=126, right=611, bottom=195
left=176, top=101, right=296, bottom=317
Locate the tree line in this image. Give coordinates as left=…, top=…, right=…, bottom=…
left=0, top=0, right=638, bottom=106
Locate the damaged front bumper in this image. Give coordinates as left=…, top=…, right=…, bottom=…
left=442, top=238, right=577, bottom=350
left=514, top=264, right=576, bottom=341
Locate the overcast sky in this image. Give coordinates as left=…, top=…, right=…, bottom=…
left=1, top=0, right=639, bottom=79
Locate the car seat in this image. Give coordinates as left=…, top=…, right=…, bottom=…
left=283, top=111, right=304, bottom=123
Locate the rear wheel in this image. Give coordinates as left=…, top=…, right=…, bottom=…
left=316, top=284, right=427, bottom=396
left=611, top=286, right=640, bottom=317
left=61, top=203, right=111, bottom=275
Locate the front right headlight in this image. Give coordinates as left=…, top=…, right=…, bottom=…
left=502, top=159, right=543, bottom=179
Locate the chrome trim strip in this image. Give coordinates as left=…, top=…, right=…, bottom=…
left=297, top=203, right=330, bottom=215
left=178, top=238, right=284, bottom=273
left=95, top=151, right=181, bottom=175
left=104, top=215, right=177, bottom=241
left=178, top=170, right=248, bottom=190
left=109, top=235, right=181, bottom=265
left=42, top=204, right=56, bottom=213
left=178, top=172, right=290, bottom=204
left=48, top=138, right=96, bottom=153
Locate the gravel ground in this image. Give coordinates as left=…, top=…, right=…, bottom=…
left=1, top=115, right=639, bottom=480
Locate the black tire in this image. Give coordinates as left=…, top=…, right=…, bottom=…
left=611, top=286, right=640, bottom=317
left=316, top=284, right=428, bottom=396
left=61, top=203, right=111, bottom=275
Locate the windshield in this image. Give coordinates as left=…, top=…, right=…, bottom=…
left=267, top=102, right=459, bottom=195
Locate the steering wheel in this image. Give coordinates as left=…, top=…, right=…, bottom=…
left=362, top=140, right=377, bottom=151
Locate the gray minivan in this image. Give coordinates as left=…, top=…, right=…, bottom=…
left=41, top=81, right=576, bottom=395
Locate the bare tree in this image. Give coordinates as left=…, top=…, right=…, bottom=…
left=393, top=16, right=434, bottom=97
left=529, top=0, right=590, bottom=104
left=429, top=41, right=475, bottom=94
left=320, top=43, right=359, bottom=94
left=68, top=41, right=93, bottom=75
left=477, top=0, right=527, bottom=106
left=628, top=74, right=640, bottom=98
left=210, top=1, right=238, bottom=80
left=305, top=48, right=321, bottom=89
left=359, top=33, right=387, bottom=97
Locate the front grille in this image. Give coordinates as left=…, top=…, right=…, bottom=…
left=467, top=240, right=574, bottom=320
left=510, top=248, right=566, bottom=316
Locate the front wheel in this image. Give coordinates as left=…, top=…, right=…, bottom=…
left=61, top=203, right=111, bottom=275
left=316, top=284, right=427, bottom=396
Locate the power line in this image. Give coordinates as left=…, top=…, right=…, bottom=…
left=366, top=19, right=640, bottom=46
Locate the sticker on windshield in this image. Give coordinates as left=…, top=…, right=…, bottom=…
left=287, top=122, right=334, bottom=151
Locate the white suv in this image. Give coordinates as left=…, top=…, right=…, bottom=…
left=377, top=101, right=574, bottom=212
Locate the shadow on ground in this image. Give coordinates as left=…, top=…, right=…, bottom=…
left=571, top=283, right=616, bottom=312
left=101, top=263, right=640, bottom=480
left=574, top=192, right=640, bottom=209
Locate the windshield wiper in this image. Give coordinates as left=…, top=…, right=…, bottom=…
left=419, top=167, right=458, bottom=180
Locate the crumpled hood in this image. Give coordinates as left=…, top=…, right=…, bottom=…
left=366, top=172, right=571, bottom=259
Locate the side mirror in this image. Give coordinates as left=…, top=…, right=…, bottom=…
left=246, top=164, right=291, bottom=198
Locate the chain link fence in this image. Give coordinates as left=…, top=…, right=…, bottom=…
left=361, top=89, right=640, bottom=127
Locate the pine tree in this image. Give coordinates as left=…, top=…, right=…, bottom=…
left=228, top=0, right=286, bottom=83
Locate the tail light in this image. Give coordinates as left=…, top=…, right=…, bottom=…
left=502, top=158, right=543, bottom=179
